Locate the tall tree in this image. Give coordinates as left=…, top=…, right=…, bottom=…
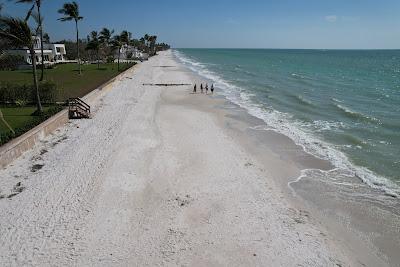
left=99, top=27, right=114, bottom=61
left=0, top=17, right=43, bottom=113
left=58, top=1, right=83, bottom=75
left=16, top=0, right=46, bottom=81
left=86, top=31, right=100, bottom=69
left=144, top=33, right=150, bottom=53
left=111, top=34, right=123, bottom=71
left=149, top=35, right=157, bottom=55
left=99, top=27, right=114, bottom=45
left=120, top=30, right=129, bottom=44
left=42, top=32, right=49, bottom=43
left=139, top=37, right=146, bottom=52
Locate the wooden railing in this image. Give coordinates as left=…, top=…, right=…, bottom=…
left=68, top=98, right=90, bottom=119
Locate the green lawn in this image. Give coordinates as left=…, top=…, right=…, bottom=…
left=0, top=62, right=134, bottom=101
left=0, top=62, right=134, bottom=140
left=0, top=106, right=53, bottom=135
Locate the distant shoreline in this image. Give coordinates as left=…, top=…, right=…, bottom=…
left=174, top=47, right=400, bottom=51
left=173, top=48, right=400, bottom=266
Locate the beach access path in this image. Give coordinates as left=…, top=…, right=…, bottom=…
left=0, top=51, right=357, bottom=266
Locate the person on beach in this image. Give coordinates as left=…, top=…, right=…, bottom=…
left=193, top=84, right=197, bottom=93
left=206, top=84, right=209, bottom=94
left=200, top=83, right=204, bottom=94
left=211, top=84, right=214, bottom=94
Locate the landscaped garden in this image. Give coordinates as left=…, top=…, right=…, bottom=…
left=0, top=62, right=134, bottom=101
left=0, top=0, right=168, bottom=146
left=0, top=62, right=135, bottom=144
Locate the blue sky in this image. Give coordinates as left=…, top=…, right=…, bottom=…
left=1, top=0, right=400, bottom=49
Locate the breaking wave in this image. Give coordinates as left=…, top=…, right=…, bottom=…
left=173, top=49, right=400, bottom=197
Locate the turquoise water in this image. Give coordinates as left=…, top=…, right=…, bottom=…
left=174, top=49, right=400, bottom=196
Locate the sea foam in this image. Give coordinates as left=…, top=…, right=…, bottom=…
left=173, top=49, right=400, bottom=197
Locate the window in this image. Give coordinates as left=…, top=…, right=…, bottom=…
left=56, top=47, right=61, bottom=53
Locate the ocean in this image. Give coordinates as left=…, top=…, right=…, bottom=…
left=173, top=48, right=400, bottom=197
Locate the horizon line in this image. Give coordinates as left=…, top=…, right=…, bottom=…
left=173, top=47, right=400, bottom=51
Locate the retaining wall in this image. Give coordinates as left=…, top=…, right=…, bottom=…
left=0, top=64, right=136, bottom=169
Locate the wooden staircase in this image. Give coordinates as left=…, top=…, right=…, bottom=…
left=68, top=98, right=91, bottom=119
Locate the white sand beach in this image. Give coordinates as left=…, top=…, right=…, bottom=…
left=0, top=51, right=392, bottom=266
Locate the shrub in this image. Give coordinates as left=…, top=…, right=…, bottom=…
left=0, top=53, right=25, bottom=71
left=106, top=56, right=115, bottom=63
left=39, top=81, right=58, bottom=104
left=0, top=83, right=31, bottom=104
left=0, top=81, right=58, bottom=104
left=126, top=51, right=133, bottom=59
left=15, top=99, right=28, bottom=107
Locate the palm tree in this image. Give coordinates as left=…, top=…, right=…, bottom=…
left=120, top=30, right=129, bottom=44
left=58, top=1, right=83, bottom=75
left=16, top=0, right=46, bottom=81
left=149, top=35, right=157, bottom=55
left=0, top=17, right=43, bottom=113
left=144, top=33, right=150, bottom=53
left=86, top=31, right=100, bottom=69
left=42, top=32, right=49, bottom=43
left=99, top=27, right=114, bottom=45
left=99, top=27, right=114, bottom=62
left=139, top=37, right=146, bottom=52
left=111, top=34, right=123, bottom=71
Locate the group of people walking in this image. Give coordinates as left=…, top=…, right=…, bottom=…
left=193, top=83, right=214, bottom=94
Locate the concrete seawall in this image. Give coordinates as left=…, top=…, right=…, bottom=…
left=0, top=64, right=136, bottom=169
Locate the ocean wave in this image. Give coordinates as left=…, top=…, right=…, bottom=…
left=333, top=102, right=380, bottom=123
left=331, top=97, right=343, bottom=103
left=173, top=49, right=399, bottom=197
left=294, top=95, right=315, bottom=107
left=291, top=73, right=307, bottom=79
left=291, top=73, right=314, bottom=81
left=301, top=120, right=347, bottom=133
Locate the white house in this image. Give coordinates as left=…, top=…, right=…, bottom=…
left=7, top=36, right=67, bottom=66
left=116, top=44, right=147, bottom=61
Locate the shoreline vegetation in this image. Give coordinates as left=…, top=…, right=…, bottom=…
left=0, top=0, right=170, bottom=145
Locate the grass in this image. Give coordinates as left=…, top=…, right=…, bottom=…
left=0, top=62, right=134, bottom=101
left=0, top=106, right=53, bottom=135
left=0, top=61, right=134, bottom=139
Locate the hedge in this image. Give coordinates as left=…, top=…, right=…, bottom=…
left=0, top=81, right=59, bottom=105
left=0, top=54, right=25, bottom=71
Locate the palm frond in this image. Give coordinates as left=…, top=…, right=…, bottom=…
left=24, top=3, right=35, bottom=21
left=58, top=1, right=83, bottom=21
left=0, top=17, right=33, bottom=48
left=30, top=11, right=42, bottom=34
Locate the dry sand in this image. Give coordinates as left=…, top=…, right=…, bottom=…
left=0, top=51, right=387, bottom=266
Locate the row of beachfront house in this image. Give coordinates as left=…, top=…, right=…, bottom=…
left=7, top=36, right=67, bottom=67
left=6, top=36, right=148, bottom=68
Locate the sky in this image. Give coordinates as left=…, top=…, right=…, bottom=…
left=1, top=0, right=400, bottom=49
